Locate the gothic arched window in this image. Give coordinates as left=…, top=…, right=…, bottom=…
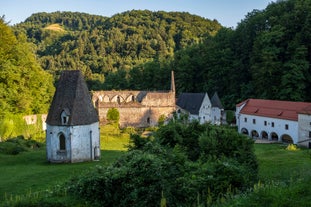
left=59, top=133, right=66, bottom=150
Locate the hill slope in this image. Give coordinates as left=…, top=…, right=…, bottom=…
left=14, top=10, right=221, bottom=90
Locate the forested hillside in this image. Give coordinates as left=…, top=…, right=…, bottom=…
left=125, top=0, right=311, bottom=109
left=8, top=0, right=311, bottom=111
left=14, top=10, right=221, bottom=90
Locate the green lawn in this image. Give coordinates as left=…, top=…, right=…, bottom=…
left=0, top=149, right=124, bottom=201
left=255, top=143, right=311, bottom=182
left=216, top=143, right=311, bottom=207
left=0, top=124, right=130, bottom=202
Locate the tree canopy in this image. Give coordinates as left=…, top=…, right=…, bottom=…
left=0, top=18, right=54, bottom=117
left=8, top=0, right=311, bottom=111
left=14, top=10, right=221, bottom=90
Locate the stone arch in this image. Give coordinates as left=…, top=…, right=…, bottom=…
left=103, top=95, right=110, bottom=102
left=261, top=131, right=268, bottom=140
left=281, top=134, right=293, bottom=144
left=58, top=132, right=66, bottom=151
left=241, top=128, right=249, bottom=136
left=251, top=130, right=259, bottom=138
left=125, top=94, right=135, bottom=103
left=111, top=95, right=125, bottom=104
left=270, top=132, right=279, bottom=141
left=98, top=95, right=103, bottom=102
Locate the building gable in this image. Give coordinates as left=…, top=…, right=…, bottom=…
left=211, top=92, right=223, bottom=109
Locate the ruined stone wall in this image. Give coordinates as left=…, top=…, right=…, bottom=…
left=93, top=90, right=176, bottom=127
left=98, top=105, right=175, bottom=128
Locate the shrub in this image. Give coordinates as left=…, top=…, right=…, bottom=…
left=106, top=108, right=120, bottom=123
left=0, top=136, right=43, bottom=155
left=158, top=114, right=166, bottom=127
left=68, top=122, right=258, bottom=206
left=286, top=144, right=299, bottom=151
left=67, top=144, right=188, bottom=207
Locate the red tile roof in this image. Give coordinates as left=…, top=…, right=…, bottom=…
left=237, top=99, right=311, bottom=121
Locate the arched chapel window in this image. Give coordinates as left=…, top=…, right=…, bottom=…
left=59, top=133, right=66, bottom=150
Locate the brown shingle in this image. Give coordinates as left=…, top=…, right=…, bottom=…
left=46, top=70, right=98, bottom=125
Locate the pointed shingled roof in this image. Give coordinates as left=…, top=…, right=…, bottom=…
left=211, top=92, right=223, bottom=109
left=176, top=93, right=206, bottom=115
left=46, top=70, right=98, bottom=126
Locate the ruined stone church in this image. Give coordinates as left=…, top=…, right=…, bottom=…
left=92, top=71, right=176, bottom=128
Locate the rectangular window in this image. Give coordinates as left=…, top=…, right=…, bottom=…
left=285, top=124, right=289, bottom=130
left=244, top=117, right=247, bottom=122
left=252, top=119, right=256, bottom=124
left=264, top=121, right=267, bottom=126
left=272, top=122, right=274, bottom=127
left=309, top=131, right=311, bottom=138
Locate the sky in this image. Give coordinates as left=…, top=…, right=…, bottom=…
left=1, top=0, right=274, bottom=28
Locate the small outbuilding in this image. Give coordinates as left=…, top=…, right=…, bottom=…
left=46, top=70, right=100, bottom=163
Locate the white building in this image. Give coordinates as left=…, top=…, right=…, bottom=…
left=176, top=92, right=226, bottom=125
left=46, top=70, right=100, bottom=163
left=236, top=99, right=311, bottom=146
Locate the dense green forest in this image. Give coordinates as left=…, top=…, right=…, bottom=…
left=1, top=0, right=311, bottom=118
left=13, top=10, right=220, bottom=90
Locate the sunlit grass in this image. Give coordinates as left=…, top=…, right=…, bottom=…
left=255, top=143, right=311, bottom=182
left=0, top=124, right=130, bottom=201
left=100, top=123, right=130, bottom=151
left=44, top=23, right=65, bottom=32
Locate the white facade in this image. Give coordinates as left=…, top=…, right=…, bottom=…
left=298, top=114, right=311, bottom=147
left=198, top=94, right=212, bottom=124
left=211, top=107, right=225, bottom=125
left=236, top=99, right=311, bottom=145
left=236, top=113, right=298, bottom=143
left=46, top=122, right=100, bottom=163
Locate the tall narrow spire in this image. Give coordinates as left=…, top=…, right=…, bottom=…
left=171, top=70, right=175, bottom=93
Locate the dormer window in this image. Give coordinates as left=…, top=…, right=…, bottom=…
left=61, top=109, right=70, bottom=125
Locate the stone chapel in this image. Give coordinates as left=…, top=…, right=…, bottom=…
left=46, top=70, right=100, bottom=163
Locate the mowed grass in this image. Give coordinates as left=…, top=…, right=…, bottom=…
left=100, top=124, right=130, bottom=151
left=0, top=124, right=130, bottom=201
left=255, top=143, right=311, bottom=182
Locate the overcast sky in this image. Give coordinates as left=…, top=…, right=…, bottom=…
left=1, top=0, right=274, bottom=28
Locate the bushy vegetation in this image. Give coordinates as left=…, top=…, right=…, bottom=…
left=67, top=121, right=258, bottom=206
left=0, top=19, right=54, bottom=117
left=0, top=114, right=46, bottom=142
left=1, top=133, right=311, bottom=206
left=0, top=136, right=43, bottom=155
left=106, top=107, right=120, bottom=123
